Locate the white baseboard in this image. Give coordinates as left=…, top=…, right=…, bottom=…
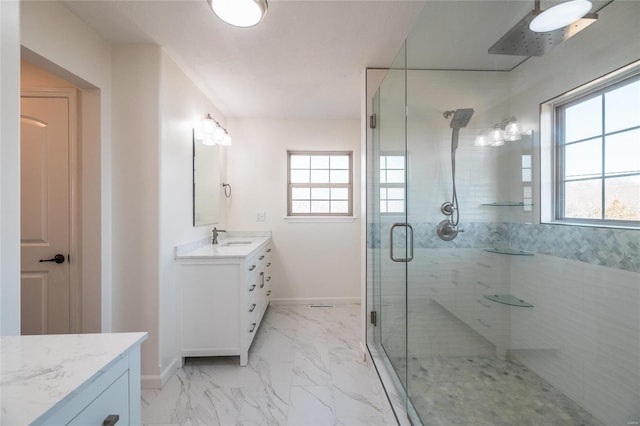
left=141, top=357, right=180, bottom=389
left=270, top=297, right=361, bottom=306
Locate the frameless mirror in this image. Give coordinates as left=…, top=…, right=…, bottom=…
left=193, top=132, right=221, bottom=226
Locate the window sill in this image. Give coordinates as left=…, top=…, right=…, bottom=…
left=284, top=216, right=358, bottom=223
left=543, top=219, right=640, bottom=231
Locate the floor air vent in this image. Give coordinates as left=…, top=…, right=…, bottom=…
left=309, top=304, right=335, bottom=308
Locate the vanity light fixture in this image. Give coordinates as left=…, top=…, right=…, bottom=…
left=197, top=113, right=231, bottom=146
left=530, top=0, right=593, bottom=32
left=207, top=0, right=268, bottom=28
left=475, top=117, right=523, bottom=147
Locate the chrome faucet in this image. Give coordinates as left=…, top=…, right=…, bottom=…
left=212, top=227, right=226, bottom=245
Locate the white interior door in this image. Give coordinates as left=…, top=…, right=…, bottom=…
left=20, top=95, right=71, bottom=335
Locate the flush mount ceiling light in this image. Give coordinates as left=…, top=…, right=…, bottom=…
left=530, top=0, right=593, bottom=32
left=207, top=0, right=268, bottom=28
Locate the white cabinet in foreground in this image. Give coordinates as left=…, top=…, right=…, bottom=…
left=177, top=237, right=273, bottom=366
left=0, top=332, right=147, bottom=426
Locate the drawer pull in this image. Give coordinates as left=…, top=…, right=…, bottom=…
left=249, top=265, right=256, bottom=271
left=103, top=415, right=120, bottom=426
left=249, top=323, right=257, bottom=333
left=249, top=303, right=256, bottom=312
left=249, top=284, right=256, bottom=291
left=266, top=290, right=271, bottom=296
left=267, top=248, right=272, bottom=252
left=259, top=255, right=265, bottom=260
left=260, top=272, right=265, bottom=288
left=266, top=262, right=271, bottom=267
left=266, top=276, right=271, bottom=282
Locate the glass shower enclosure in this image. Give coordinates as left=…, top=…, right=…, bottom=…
left=366, top=2, right=640, bottom=425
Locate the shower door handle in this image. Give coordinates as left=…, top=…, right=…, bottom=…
left=390, top=223, right=414, bottom=263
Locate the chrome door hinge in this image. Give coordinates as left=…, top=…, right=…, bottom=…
left=369, top=114, right=377, bottom=129
left=370, top=311, right=377, bottom=326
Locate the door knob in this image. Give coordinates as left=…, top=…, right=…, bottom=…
left=39, top=254, right=65, bottom=264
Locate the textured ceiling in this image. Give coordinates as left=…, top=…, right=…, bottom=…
left=61, top=0, right=611, bottom=119
left=62, top=0, right=427, bottom=118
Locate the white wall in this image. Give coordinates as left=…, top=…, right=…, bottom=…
left=158, top=51, right=227, bottom=382
left=0, top=0, right=21, bottom=335
left=111, top=45, right=162, bottom=381
left=226, top=119, right=361, bottom=303
left=20, top=0, right=113, bottom=331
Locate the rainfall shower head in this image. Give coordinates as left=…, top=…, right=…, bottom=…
left=488, top=0, right=598, bottom=57
left=444, top=108, right=475, bottom=129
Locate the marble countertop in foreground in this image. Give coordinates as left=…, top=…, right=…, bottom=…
left=1, top=332, right=148, bottom=425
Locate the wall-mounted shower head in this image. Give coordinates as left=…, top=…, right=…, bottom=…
left=444, top=108, right=475, bottom=129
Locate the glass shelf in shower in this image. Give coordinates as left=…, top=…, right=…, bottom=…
left=484, top=294, right=534, bottom=308
left=481, top=202, right=533, bottom=207
left=484, top=247, right=534, bottom=256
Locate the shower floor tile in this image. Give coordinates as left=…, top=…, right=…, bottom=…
left=409, top=355, right=604, bottom=426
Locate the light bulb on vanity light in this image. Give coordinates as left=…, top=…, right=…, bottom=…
left=220, top=130, right=232, bottom=146
left=213, top=123, right=225, bottom=144
left=504, top=119, right=522, bottom=141
left=474, top=132, right=491, bottom=147
left=489, top=127, right=505, bottom=146
left=201, top=114, right=216, bottom=135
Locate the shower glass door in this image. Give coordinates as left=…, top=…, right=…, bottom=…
left=369, top=42, right=410, bottom=410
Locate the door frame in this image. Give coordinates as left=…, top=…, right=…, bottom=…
left=21, top=88, right=81, bottom=333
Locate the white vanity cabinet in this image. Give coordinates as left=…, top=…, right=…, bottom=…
left=177, top=236, right=273, bottom=366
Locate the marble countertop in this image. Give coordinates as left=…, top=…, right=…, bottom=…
left=0, top=332, right=148, bottom=425
left=175, top=231, right=271, bottom=259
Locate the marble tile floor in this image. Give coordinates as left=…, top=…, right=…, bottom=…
left=141, top=304, right=398, bottom=426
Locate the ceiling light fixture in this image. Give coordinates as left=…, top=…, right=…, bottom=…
left=530, top=0, right=593, bottom=32
left=207, top=0, right=268, bottom=28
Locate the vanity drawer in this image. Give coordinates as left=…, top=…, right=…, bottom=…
left=68, top=370, right=129, bottom=426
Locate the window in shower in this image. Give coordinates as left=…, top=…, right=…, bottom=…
left=287, top=151, right=353, bottom=216
left=379, top=154, right=405, bottom=214
left=548, top=66, right=640, bottom=227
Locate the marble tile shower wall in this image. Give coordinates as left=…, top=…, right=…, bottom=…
left=368, top=222, right=508, bottom=250
left=510, top=223, right=640, bottom=273
left=369, top=221, right=639, bottom=272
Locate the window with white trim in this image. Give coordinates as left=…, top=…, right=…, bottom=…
left=548, top=68, right=640, bottom=226
left=287, top=151, right=353, bottom=216
left=379, top=154, right=405, bottom=214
